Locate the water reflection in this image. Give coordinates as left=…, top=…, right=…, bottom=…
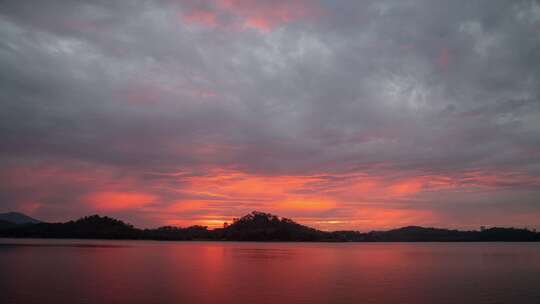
left=1, top=240, right=539, bottom=304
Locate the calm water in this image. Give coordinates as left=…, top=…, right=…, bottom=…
left=1, top=239, right=539, bottom=304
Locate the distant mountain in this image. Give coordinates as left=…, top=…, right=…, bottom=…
left=366, top=226, right=474, bottom=242
left=0, top=219, right=17, bottom=230
left=0, top=212, right=42, bottom=225
left=0, top=211, right=538, bottom=242
left=0, top=215, right=142, bottom=239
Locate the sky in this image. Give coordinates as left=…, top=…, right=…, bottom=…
left=1, top=0, right=540, bottom=231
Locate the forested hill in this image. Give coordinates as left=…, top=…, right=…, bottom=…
left=0, top=211, right=538, bottom=242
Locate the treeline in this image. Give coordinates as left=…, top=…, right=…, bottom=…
left=1, top=211, right=539, bottom=242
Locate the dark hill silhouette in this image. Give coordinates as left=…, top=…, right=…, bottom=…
left=364, top=226, right=539, bottom=242
left=477, top=227, right=538, bottom=242
left=2, top=215, right=142, bottom=239
left=0, top=219, right=17, bottom=230
left=366, top=226, right=474, bottom=242
left=215, top=211, right=329, bottom=241
left=0, top=211, right=538, bottom=242
left=0, top=212, right=42, bottom=224
left=144, top=225, right=212, bottom=240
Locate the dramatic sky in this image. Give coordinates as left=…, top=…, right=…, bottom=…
left=1, top=0, right=540, bottom=230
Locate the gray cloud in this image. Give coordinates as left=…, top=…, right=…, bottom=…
left=1, top=0, right=539, bottom=229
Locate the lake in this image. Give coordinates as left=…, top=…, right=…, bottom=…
left=1, top=239, right=539, bottom=304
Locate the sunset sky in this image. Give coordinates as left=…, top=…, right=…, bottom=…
left=1, top=0, right=540, bottom=231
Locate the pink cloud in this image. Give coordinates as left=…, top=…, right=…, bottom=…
left=178, top=0, right=323, bottom=31
left=183, top=9, right=219, bottom=27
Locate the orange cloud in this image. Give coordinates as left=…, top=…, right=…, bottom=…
left=156, top=169, right=443, bottom=229
left=388, top=178, right=424, bottom=196
left=181, top=169, right=323, bottom=200
left=275, top=198, right=336, bottom=211
left=86, top=191, right=157, bottom=211
left=289, top=208, right=439, bottom=231
left=5, top=161, right=540, bottom=230
left=167, top=200, right=209, bottom=212
left=354, top=208, right=438, bottom=229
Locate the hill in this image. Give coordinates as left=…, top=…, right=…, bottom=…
left=0, top=219, right=17, bottom=230
left=364, top=226, right=539, bottom=242
left=215, top=211, right=330, bottom=241
left=0, top=212, right=42, bottom=224
left=0, top=211, right=538, bottom=242
left=1, top=215, right=142, bottom=239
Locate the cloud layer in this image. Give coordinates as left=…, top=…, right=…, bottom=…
left=1, top=0, right=540, bottom=230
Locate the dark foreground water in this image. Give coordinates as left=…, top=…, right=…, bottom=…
left=1, top=239, right=540, bottom=304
